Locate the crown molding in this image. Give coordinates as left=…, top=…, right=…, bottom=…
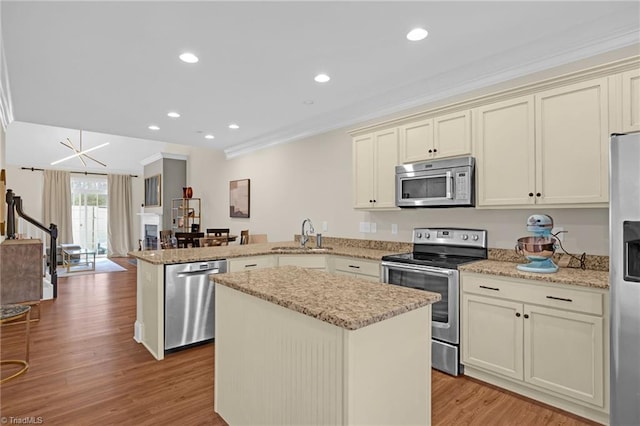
left=139, top=152, right=188, bottom=166
left=225, top=27, right=640, bottom=160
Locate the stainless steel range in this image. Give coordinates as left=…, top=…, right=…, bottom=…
left=381, top=228, right=488, bottom=376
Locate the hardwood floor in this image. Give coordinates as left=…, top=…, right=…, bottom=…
left=1, top=258, right=601, bottom=425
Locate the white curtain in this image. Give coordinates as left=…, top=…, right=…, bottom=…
left=107, top=174, right=133, bottom=257
left=42, top=170, right=73, bottom=244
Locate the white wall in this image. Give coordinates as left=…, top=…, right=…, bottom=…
left=189, top=127, right=610, bottom=255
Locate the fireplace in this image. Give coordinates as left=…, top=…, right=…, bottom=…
left=138, top=211, right=161, bottom=250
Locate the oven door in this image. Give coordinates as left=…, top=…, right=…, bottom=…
left=381, top=261, right=459, bottom=344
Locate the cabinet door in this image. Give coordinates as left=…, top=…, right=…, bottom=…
left=461, top=294, right=523, bottom=380
left=622, top=69, right=640, bottom=132
left=524, top=304, right=604, bottom=407
left=399, top=118, right=433, bottom=163
left=474, top=96, right=535, bottom=206
left=535, top=78, right=609, bottom=205
left=353, top=134, right=375, bottom=208
left=278, top=255, right=326, bottom=270
left=433, top=110, right=471, bottom=159
left=373, top=129, right=399, bottom=209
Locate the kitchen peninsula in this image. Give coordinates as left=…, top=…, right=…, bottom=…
left=212, top=265, right=440, bottom=425
left=129, top=239, right=411, bottom=360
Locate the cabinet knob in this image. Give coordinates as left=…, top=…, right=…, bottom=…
left=536, top=193, right=541, bottom=197
left=516, top=312, right=521, bottom=317
left=433, top=148, right=437, bottom=153
left=369, top=200, right=373, bottom=203
left=428, top=149, right=433, bottom=153
left=373, top=199, right=377, bottom=203
left=524, top=314, right=530, bottom=319
left=528, top=192, right=534, bottom=197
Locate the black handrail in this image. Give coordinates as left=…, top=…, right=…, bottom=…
left=5, top=189, right=58, bottom=298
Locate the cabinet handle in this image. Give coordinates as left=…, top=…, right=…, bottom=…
left=546, top=295, right=573, bottom=302
left=348, top=265, right=361, bottom=269
left=479, top=285, right=500, bottom=291
left=524, top=314, right=529, bottom=319
left=244, top=264, right=258, bottom=268
left=528, top=192, right=534, bottom=197
left=536, top=193, right=541, bottom=197
left=515, top=312, right=521, bottom=317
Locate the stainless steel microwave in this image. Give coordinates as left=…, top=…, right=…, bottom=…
left=395, top=157, right=475, bottom=207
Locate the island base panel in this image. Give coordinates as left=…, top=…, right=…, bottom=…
left=214, top=284, right=432, bottom=425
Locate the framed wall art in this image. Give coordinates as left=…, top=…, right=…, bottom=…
left=144, top=174, right=161, bottom=207
left=229, top=179, right=250, bottom=218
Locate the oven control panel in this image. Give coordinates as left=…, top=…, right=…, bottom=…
left=413, top=228, right=487, bottom=248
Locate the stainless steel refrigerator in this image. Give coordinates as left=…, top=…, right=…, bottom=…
left=610, top=132, right=640, bottom=426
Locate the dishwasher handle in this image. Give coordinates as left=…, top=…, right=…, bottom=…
left=176, top=268, right=221, bottom=277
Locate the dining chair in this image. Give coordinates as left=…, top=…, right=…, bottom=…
left=175, top=232, right=204, bottom=248
left=206, top=228, right=230, bottom=246
left=240, top=230, right=249, bottom=245
left=160, top=230, right=174, bottom=249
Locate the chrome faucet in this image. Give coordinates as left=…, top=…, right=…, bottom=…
left=301, top=218, right=315, bottom=247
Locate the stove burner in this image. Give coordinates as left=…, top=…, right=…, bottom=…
left=381, top=252, right=483, bottom=269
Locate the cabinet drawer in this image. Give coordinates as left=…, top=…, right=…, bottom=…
left=228, top=256, right=276, bottom=273
left=462, top=273, right=603, bottom=316
left=333, top=257, right=380, bottom=278
left=278, top=255, right=326, bottom=269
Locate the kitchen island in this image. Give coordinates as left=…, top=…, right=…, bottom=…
left=212, top=266, right=440, bottom=425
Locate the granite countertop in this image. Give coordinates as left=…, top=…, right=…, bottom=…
left=212, top=265, right=441, bottom=330
left=459, top=260, right=609, bottom=290
left=128, top=241, right=400, bottom=265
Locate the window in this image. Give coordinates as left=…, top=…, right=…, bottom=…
left=71, top=176, right=108, bottom=256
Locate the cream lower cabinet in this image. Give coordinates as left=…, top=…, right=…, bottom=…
left=352, top=129, right=399, bottom=210
left=277, top=255, right=326, bottom=270
left=475, top=77, right=609, bottom=207
left=228, top=255, right=276, bottom=273
left=330, top=256, right=381, bottom=282
left=461, top=272, right=608, bottom=424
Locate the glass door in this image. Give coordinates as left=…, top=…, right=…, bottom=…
left=71, top=176, right=108, bottom=257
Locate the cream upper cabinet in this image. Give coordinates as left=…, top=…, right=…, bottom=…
left=399, top=110, right=471, bottom=163
left=621, top=69, right=640, bottom=132
left=475, top=78, right=609, bottom=207
left=460, top=272, right=608, bottom=422
left=398, top=118, right=434, bottom=163
left=475, top=95, right=536, bottom=206
left=534, top=78, right=609, bottom=205
left=353, top=129, right=399, bottom=210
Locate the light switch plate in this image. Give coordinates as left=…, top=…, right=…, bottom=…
left=359, top=222, right=370, bottom=233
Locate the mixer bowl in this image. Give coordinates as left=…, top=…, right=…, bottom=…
left=516, top=236, right=557, bottom=260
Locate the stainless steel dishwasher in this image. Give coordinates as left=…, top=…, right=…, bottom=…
left=164, top=260, right=227, bottom=352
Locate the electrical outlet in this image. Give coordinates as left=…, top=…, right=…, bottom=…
left=552, top=227, right=565, bottom=242
left=391, top=224, right=398, bottom=235
left=322, top=221, right=328, bottom=232
left=370, top=222, right=377, bottom=233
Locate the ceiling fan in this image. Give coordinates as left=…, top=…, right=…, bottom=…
left=50, top=130, right=109, bottom=167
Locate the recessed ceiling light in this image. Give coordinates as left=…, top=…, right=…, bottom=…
left=228, top=124, right=239, bottom=129
left=407, top=28, right=428, bottom=41
left=148, top=125, right=160, bottom=131
left=303, top=100, right=315, bottom=105
left=314, top=74, right=330, bottom=83
left=205, top=134, right=215, bottom=140
left=167, top=112, right=180, bottom=118
left=179, top=52, right=199, bottom=63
